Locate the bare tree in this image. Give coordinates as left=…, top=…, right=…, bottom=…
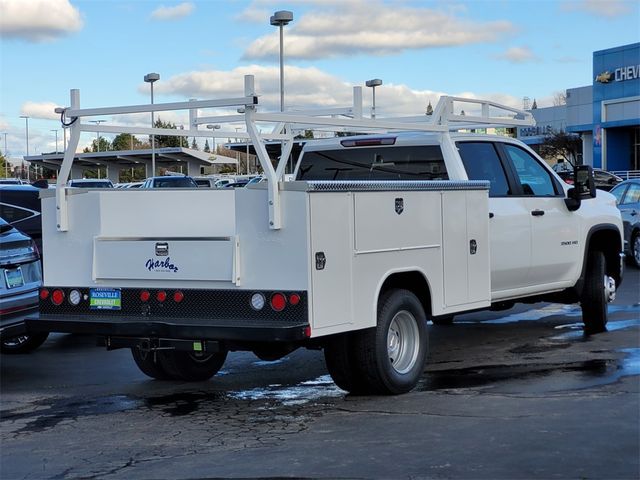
left=552, top=91, right=567, bottom=106
left=539, top=130, right=581, bottom=164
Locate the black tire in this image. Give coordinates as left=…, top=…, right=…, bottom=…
left=157, top=350, right=228, bottom=381
left=131, top=347, right=171, bottom=380
left=1, top=332, right=49, bottom=354
left=351, top=289, right=429, bottom=395
left=581, top=250, right=613, bottom=335
left=324, top=333, right=367, bottom=393
left=629, top=231, right=640, bottom=269
left=431, top=315, right=454, bottom=326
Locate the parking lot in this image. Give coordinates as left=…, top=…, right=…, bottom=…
left=1, top=269, right=638, bottom=479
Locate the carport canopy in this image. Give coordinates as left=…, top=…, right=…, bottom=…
left=25, top=147, right=238, bottom=183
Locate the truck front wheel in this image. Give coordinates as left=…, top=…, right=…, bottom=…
left=352, top=289, right=429, bottom=394
left=158, top=350, right=228, bottom=381
left=581, top=250, right=615, bottom=335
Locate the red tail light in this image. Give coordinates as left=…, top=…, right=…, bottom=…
left=40, top=289, right=50, bottom=300
left=173, top=291, right=184, bottom=303
left=52, top=289, right=65, bottom=306
left=289, top=293, right=300, bottom=306
left=156, top=291, right=167, bottom=302
left=270, top=293, right=286, bottom=312
left=140, top=290, right=150, bottom=302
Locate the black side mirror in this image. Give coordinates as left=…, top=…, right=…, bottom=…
left=565, top=165, right=596, bottom=211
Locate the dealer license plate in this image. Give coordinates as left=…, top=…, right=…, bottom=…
left=4, top=267, right=25, bottom=289
left=90, top=288, right=122, bottom=310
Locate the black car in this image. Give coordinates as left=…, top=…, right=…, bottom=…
left=556, top=168, right=623, bottom=192
left=0, top=218, right=48, bottom=353
left=610, top=179, right=640, bottom=268
left=142, top=176, right=198, bottom=188
left=0, top=184, right=44, bottom=252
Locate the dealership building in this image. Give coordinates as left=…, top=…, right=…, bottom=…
left=519, top=42, right=639, bottom=173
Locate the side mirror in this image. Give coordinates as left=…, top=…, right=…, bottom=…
left=564, top=165, right=596, bottom=211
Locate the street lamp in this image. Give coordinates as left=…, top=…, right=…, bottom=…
left=365, top=79, right=382, bottom=119
left=1, top=132, right=8, bottom=178
left=270, top=10, right=293, bottom=112
left=19, top=115, right=29, bottom=180
left=144, top=72, right=160, bottom=176
left=89, top=120, right=106, bottom=152
left=51, top=129, right=59, bottom=153
left=206, top=124, right=221, bottom=155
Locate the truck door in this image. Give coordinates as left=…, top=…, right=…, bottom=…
left=457, top=142, right=532, bottom=294
left=498, top=144, right=581, bottom=286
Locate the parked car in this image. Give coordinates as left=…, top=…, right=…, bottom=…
left=610, top=179, right=640, bottom=268
left=0, top=178, right=29, bottom=185
left=68, top=178, right=114, bottom=188
left=0, top=184, right=43, bottom=253
left=0, top=218, right=48, bottom=353
left=214, top=178, right=234, bottom=188
left=246, top=176, right=264, bottom=186
left=142, top=176, right=198, bottom=188
left=223, top=180, right=250, bottom=189
left=557, top=168, right=623, bottom=191
left=193, top=177, right=218, bottom=188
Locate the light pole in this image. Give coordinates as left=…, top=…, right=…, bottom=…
left=2, top=132, right=8, bottom=178
left=365, top=79, right=383, bottom=119
left=270, top=10, right=293, bottom=112
left=144, top=72, right=160, bottom=176
left=19, top=115, right=29, bottom=180
left=206, top=124, right=221, bottom=156
left=89, top=120, right=106, bottom=152
left=51, top=129, right=59, bottom=153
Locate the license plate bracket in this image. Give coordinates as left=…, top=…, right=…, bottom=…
left=90, top=288, right=122, bottom=310
left=4, top=267, right=25, bottom=289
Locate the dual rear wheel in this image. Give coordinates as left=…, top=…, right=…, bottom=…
left=325, top=288, right=429, bottom=395
left=131, top=347, right=227, bottom=381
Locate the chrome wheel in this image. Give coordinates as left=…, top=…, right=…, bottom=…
left=633, top=235, right=640, bottom=266
left=387, top=310, right=420, bottom=374
left=604, top=275, right=616, bottom=303
left=2, top=335, right=30, bottom=348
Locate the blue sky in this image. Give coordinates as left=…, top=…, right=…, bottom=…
left=0, top=0, right=639, bottom=161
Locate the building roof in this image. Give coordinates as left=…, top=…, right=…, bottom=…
left=24, top=147, right=237, bottom=170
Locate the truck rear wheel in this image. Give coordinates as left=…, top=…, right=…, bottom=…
left=581, top=250, right=614, bottom=335
left=1, top=332, right=49, bottom=354
left=158, top=350, right=228, bottom=382
left=352, top=289, right=428, bottom=395
left=131, top=347, right=171, bottom=380
left=324, top=333, right=366, bottom=393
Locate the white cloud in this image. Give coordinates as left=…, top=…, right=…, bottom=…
left=21, top=101, right=62, bottom=120
left=561, top=0, right=635, bottom=17
left=142, top=65, right=523, bottom=118
left=495, top=46, right=540, bottom=64
left=242, top=0, right=515, bottom=60
left=151, top=2, right=194, bottom=21
left=0, top=0, right=83, bottom=42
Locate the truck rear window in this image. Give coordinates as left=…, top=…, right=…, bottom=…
left=296, top=146, right=447, bottom=181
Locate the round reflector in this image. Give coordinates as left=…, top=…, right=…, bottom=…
left=68, top=289, right=82, bottom=306
left=251, top=293, right=265, bottom=310
left=140, top=290, right=150, bottom=302
left=52, top=289, right=65, bottom=306
left=156, top=291, right=167, bottom=302
left=270, top=293, right=286, bottom=312
left=289, top=293, right=300, bottom=306
left=40, top=289, right=50, bottom=300
left=173, top=291, right=184, bottom=303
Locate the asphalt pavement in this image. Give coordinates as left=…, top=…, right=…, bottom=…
left=1, top=268, right=638, bottom=479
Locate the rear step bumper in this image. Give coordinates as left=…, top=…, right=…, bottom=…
left=26, top=314, right=310, bottom=342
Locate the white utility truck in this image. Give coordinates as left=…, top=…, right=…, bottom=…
left=28, top=76, right=624, bottom=394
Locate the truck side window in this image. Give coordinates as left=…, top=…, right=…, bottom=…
left=296, top=146, right=447, bottom=181
left=457, top=142, right=510, bottom=197
left=502, top=144, right=557, bottom=196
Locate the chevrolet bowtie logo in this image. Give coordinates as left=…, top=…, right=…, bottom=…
left=595, top=71, right=613, bottom=83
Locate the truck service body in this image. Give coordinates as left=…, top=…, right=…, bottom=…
left=28, top=76, right=624, bottom=394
